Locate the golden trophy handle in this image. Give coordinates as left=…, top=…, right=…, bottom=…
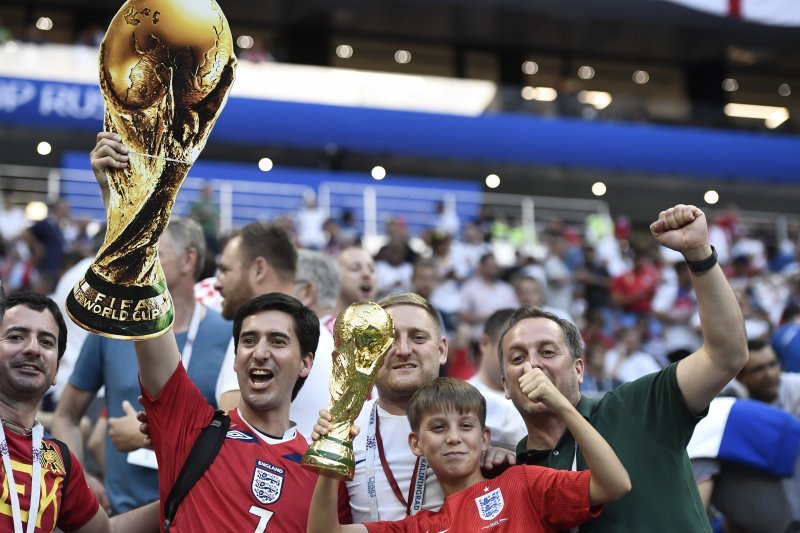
left=302, top=302, right=395, bottom=480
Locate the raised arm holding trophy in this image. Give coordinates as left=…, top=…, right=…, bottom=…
left=303, top=302, right=395, bottom=480
left=67, top=0, right=236, bottom=339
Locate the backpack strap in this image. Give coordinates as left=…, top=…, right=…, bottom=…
left=51, top=438, right=72, bottom=500
left=163, top=410, right=230, bottom=531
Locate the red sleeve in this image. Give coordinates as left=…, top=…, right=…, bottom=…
left=139, top=364, right=215, bottom=499
left=56, top=450, right=101, bottom=531
left=522, top=466, right=602, bottom=530
left=610, top=274, right=626, bottom=295
left=338, top=480, right=353, bottom=524
left=364, top=510, right=441, bottom=533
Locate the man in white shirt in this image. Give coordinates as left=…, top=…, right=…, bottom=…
left=458, top=253, right=518, bottom=343
left=737, top=339, right=800, bottom=416
left=467, top=308, right=527, bottom=451
left=210, top=223, right=334, bottom=438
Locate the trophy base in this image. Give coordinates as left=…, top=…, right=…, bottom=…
left=66, top=266, right=174, bottom=340
left=301, top=435, right=355, bottom=481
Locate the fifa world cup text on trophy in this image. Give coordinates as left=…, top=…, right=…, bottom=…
left=66, top=0, right=236, bottom=339
left=302, top=302, right=395, bottom=480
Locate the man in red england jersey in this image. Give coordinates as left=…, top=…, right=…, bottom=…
left=134, top=292, right=320, bottom=531
left=308, top=377, right=631, bottom=533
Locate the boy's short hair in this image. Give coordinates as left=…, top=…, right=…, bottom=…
left=406, top=377, right=486, bottom=432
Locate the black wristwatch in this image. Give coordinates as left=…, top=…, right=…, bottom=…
left=687, top=245, right=717, bottom=273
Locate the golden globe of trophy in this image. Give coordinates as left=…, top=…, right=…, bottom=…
left=302, top=302, right=395, bottom=480
left=66, top=0, right=236, bottom=339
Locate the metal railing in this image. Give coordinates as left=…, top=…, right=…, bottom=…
left=10, top=163, right=796, bottom=251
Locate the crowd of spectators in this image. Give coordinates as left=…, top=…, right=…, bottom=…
left=2, top=184, right=800, bottom=531
left=3, top=190, right=800, bottom=393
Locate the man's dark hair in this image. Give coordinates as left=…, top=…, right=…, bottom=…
left=4, top=291, right=67, bottom=360
left=232, top=293, right=319, bottom=400
left=237, top=222, right=297, bottom=282
left=497, top=305, right=583, bottom=374
left=483, top=308, right=515, bottom=343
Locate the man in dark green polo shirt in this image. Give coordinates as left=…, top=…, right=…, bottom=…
left=500, top=204, right=748, bottom=532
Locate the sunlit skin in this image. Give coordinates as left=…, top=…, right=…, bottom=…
left=501, top=317, right=584, bottom=418
left=234, top=310, right=312, bottom=429
left=0, top=306, right=60, bottom=424
left=409, top=410, right=491, bottom=496
left=215, top=235, right=256, bottom=320
left=374, top=305, right=447, bottom=414
left=737, top=345, right=782, bottom=404
left=411, top=266, right=439, bottom=301
left=336, top=248, right=377, bottom=310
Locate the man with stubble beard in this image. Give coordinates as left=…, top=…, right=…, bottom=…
left=212, top=224, right=335, bottom=439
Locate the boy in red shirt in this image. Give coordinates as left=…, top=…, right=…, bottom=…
left=308, top=371, right=631, bottom=532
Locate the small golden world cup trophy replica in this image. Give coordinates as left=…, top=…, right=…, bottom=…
left=302, top=302, right=395, bottom=480
left=66, top=0, right=236, bottom=339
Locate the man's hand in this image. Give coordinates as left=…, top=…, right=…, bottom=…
left=134, top=397, right=153, bottom=448
left=108, top=401, right=149, bottom=452
left=310, top=409, right=359, bottom=443
left=649, top=204, right=711, bottom=262
left=481, top=446, right=516, bottom=476
left=518, top=362, right=572, bottom=414
left=90, top=131, right=129, bottom=181
left=90, top=131, right=129, bottom=210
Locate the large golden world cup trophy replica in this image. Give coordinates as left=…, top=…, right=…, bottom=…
left=66, top=0, right=236, bottom=339
left=302, top=302, right=395, bottom=480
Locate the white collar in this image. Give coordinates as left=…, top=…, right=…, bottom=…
left=237, top=409, right=297, bottom=444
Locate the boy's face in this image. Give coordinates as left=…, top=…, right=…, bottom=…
left=409, top=409, right=490, bottom=483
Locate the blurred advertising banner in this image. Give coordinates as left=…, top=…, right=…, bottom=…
left=662, top=0, right=800, bottom=26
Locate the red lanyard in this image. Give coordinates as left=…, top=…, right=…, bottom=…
left=374, top=409, right=421, bottom=514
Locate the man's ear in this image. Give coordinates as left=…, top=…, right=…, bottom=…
left=251, top=256, right=271, bottom=284
left=409, top=431, right=424, bottom=457
left=298, top=352, right=314, bottom=379
left=574, top=356, right=585, bottom=386
left=481, top=427, right=491, bottom=452
left=438, top=335, right=448, bottom=366
left=295, top=281, right=315, bottom=308
left=502, top=373, right=510, bottom=400
left=183, top=247, right=199, bottom=276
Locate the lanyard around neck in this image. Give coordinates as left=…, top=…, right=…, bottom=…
left=179, top=302, right=202, bottom=370
left=0, top=421, right=44, bottom=533
left=365, top=402, right=428, bottom=521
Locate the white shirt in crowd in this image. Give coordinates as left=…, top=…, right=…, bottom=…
left=459, top=278, right=518, bottom=342
left=467, top=375, right=527, bottom=451
left=604, top=348, right=662, bottom=384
